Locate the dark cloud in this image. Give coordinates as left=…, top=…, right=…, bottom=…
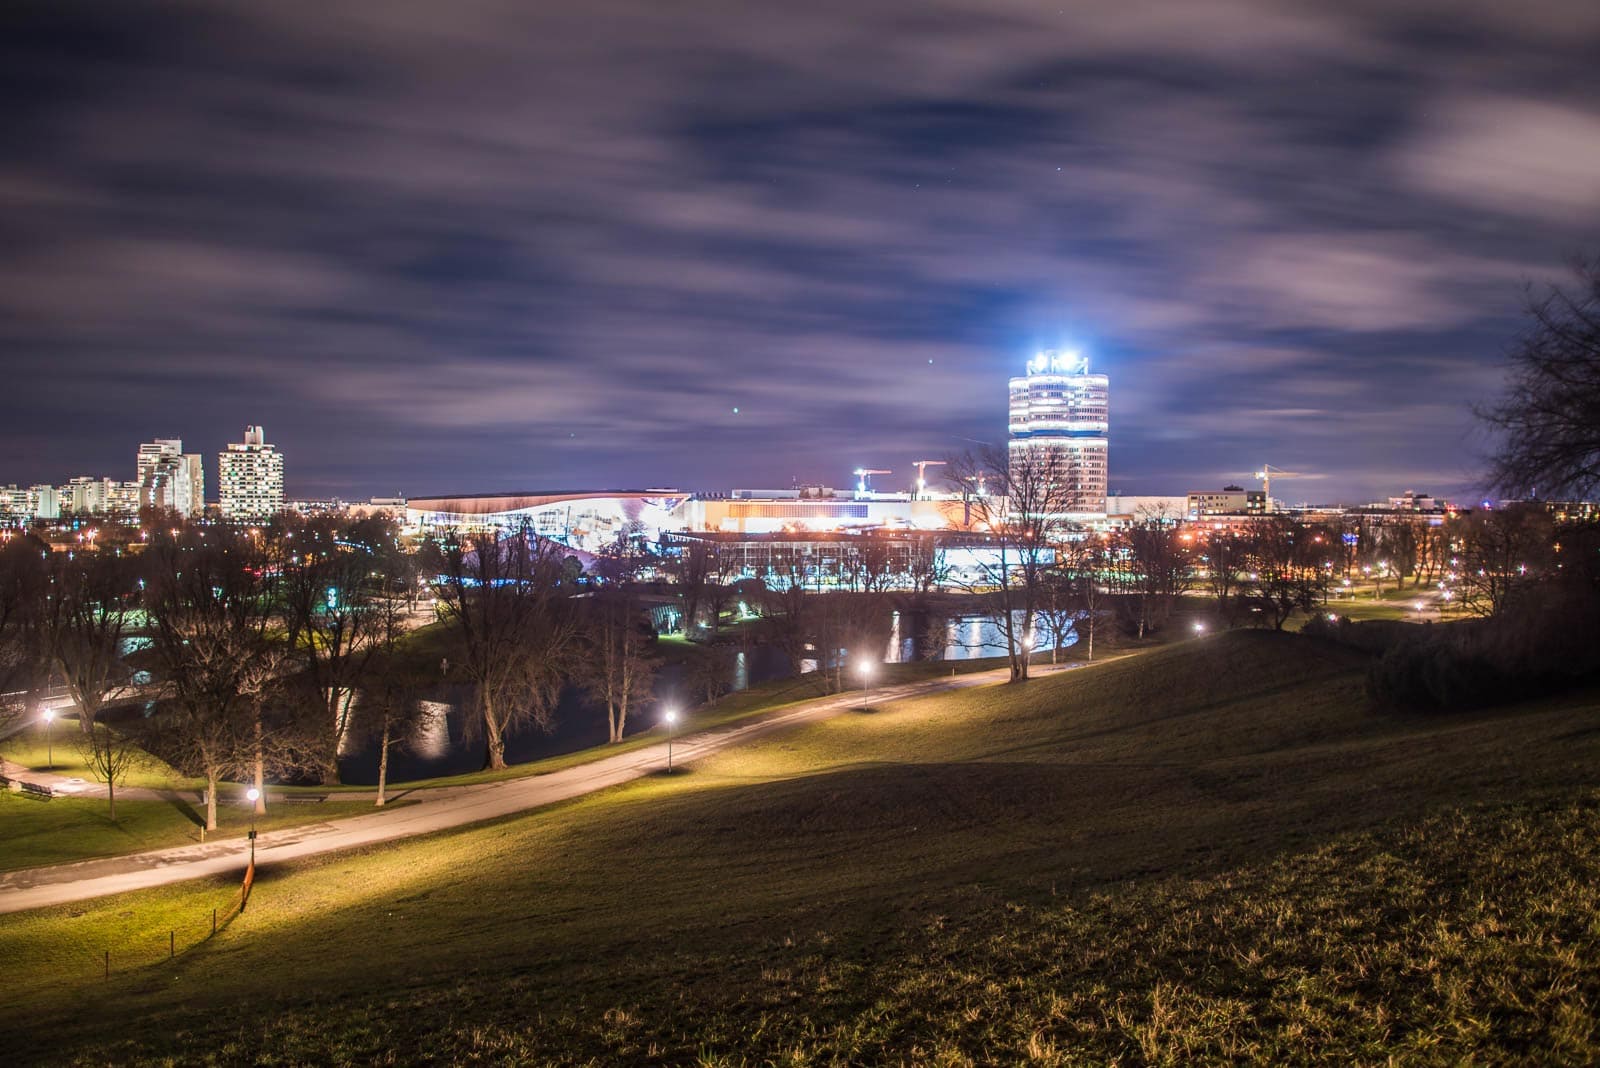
left=2, top=0, right=1598, bottom=501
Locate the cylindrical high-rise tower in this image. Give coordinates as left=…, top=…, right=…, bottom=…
left=1007, top=350, right=1109, bottom=518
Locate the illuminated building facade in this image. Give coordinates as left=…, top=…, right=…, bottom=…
left=136, top=439, right=205, bottom=517
left=1186, top=485, right=1266, bottom=518
left=1008, top=350, right=1109, bottom=519
left=218, top=425, right=284, bottom=520
left=406, top=491, right=690, bottom=553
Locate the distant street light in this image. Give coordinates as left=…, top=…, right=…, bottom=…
left=245, top=787, right=261, bottom=867
left=662, top=709, right=679, bottom=773
left=43, top=708, right=55, bottom=770
left=858, top=658, right=875, bottom=710
left=1193, top=621, right=1206, bottom=635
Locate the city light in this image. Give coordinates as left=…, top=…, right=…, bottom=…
left=858, top=657, right=876, bottom=709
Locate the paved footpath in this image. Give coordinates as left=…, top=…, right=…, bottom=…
left=0, top=665, right=1066, bottom=915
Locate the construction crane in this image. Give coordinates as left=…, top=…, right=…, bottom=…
left=1254, top=463, right=1305, bottom=509
left=853, top=467, right=891, bottom=495
left=912, top=459, right=946, bottom=499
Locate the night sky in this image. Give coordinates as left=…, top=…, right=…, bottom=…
left=3, top=2, right=1598, bottom=503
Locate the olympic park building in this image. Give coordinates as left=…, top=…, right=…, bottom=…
left=402, top=489, right=1020, bottom=588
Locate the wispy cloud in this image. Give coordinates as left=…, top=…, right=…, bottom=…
left=0, top=0, right=1596, bottom=500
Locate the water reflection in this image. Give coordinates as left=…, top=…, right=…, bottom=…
left=884, top=613, right=1076, bottom=662
left=414, top=701, right=451, bottom=758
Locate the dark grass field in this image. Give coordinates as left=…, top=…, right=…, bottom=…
left=3, top=630, right=1598, bottom=1064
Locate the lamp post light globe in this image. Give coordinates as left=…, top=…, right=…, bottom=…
left=857, top=656, right=875, bottom=710
left=42, top=708, right=56, bottom=770
left=1193, top=621, right=1206, bottom=635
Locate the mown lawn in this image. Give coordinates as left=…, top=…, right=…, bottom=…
left=1, top=720, right=200, bottom=791
left=3, top=631, right=1598, bottom=1064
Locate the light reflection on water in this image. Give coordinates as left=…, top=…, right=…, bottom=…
left=883, top=613, right=1075, bottom=662
left=413, top=701, right=451, bottom=758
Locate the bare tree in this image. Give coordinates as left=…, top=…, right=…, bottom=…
left=354, top=573, right=436, bottom=806
left=1481, top=258, right=1600, bottom=500
left=685, top=644, right=737, bottom=708
left=947, top=444, right=1074, bottom=682
left=1244, top=516, right=1336, bottom=630
left=703, top=545, right=742, bottom=639
left=46, top=551, right=140, bottom=819
left=1201, top=528, right=1250, bottom=626
left=1380, top=520, right=1420, bottom=588
left=672, top=538, right=715, bottom=639
left=278, top=518, right=382, bottom=785
left=1120, top=508, right=1194, bottom=639
left=579, top=583, right=659, bottom=743
left=1035, top=569, right=1078, bottom=665
left=757, top=562, right=808, bottom=673
left=0, top=534, right=49, bottom=739
left=145, top=526, right=280, bottom=831
left=435, top=526, right=576, bottom=770
left=835, top=591, right=890, bottom=683
left=1449, top=505, right=1553, bottom=617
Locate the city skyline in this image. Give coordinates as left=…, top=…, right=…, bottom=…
left=4, top=4, right=1600, bottom=502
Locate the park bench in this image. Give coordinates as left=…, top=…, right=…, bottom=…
left=3, top=775, right=55, bottom=801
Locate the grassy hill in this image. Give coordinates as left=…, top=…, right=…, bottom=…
left=4, top=630, right=1598, bottom=1064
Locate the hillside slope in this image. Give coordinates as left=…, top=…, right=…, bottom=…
left=4, top=631, right=1598, bottom=1064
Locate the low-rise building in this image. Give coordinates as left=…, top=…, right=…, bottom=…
left=1186, top=485, right=1266, bottom=519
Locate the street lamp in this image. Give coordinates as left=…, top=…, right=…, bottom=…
left=662, top=709, right=679, bottom=773
left=1193, top=621, right=1206, bottom=635
left=43, top=708, right=55, bottom=770
left=857, top=658, right=875, bottom=710
left=245, top=787, right=260, bottom=867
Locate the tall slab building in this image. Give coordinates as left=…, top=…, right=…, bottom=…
left=135, top=438, right=205, bottom=516
left=1007, top=350, right=1109, bottom=519
left=218, top=425, right=284, bottom=520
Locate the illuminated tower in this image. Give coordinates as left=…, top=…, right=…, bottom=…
left=1007, top=350, right=1108, bottom=518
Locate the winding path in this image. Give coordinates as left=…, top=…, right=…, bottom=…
left=0, top=664, right=1066, bottom=915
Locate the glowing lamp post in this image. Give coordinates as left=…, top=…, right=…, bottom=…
left=43, top=708, right=56, bottom=770
left=663, top=709, right=679, bottom=773
left=1193, top=621, right=1206, bottom=636
left=858, top=658, right=875, bottom=710
left=245, top=787, right=261, bottom=865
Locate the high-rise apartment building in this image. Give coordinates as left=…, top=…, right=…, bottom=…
left=135, top=438, right=205, bottom=516
left=1007, top=349, right=1109, bottom=518
left=218, top=425, right=284, bottom=520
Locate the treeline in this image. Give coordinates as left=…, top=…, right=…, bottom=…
left=0, top=516, right=431, bottom=821
left=1312, top=511, right=1600, bottom=711
left=0, top=516, right=716, bottom=819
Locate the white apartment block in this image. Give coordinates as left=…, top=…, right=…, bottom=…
left=218, top=425, right=284, bottom=520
